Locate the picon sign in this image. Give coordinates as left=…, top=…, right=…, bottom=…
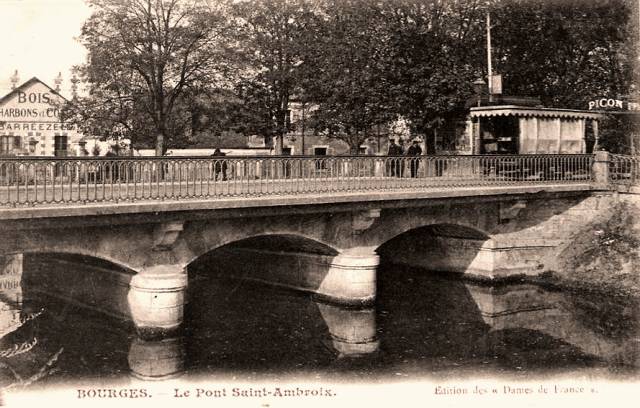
left=588, top=98, right=640, bottom=111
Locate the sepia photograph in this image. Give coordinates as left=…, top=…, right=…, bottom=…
left=0, top=0, right=639, bottom=407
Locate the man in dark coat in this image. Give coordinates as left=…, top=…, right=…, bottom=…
left=387, top=139, right=404, bottom=177
left=105, top=146, right=119, bottom=181
left=407, top=140, right=422, bottom=178
left=211, top=148, right=227, bottom=181
left=397, top=139, right=406, bottom=177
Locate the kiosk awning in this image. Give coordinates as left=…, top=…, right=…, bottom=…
left=470, top=105, right=604, bottom=120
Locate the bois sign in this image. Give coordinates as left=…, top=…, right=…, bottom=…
left=0, top=77, right=82, bottom=156
left=588, top=97, right=640, bottom=111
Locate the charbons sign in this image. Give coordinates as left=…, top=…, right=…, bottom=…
left=0, top=106, right=60, bottom=119
left=588, top=98, right=640, bottom=111
left=0, top=90, right=62, bottom=120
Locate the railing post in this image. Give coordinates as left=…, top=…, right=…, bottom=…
left=592, top=150, right=611, bottom=189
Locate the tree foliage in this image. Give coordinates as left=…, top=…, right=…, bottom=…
left=300, top=0, right=396, bottom=153
left=490, top=0, right=636, bottom=109
left=229, top=0, right=319, bottom=153
left=489, top=0, right=638, bottom=153
left=67, top=0, right=638, bottom=154
left=382, top=0, right=487, bottom=150
left=65, top=0, right=229, bottom=154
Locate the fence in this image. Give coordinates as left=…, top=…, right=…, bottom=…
left=610, top=154, right=640, bottom=186
left=0, top=154, right=596, bottom=207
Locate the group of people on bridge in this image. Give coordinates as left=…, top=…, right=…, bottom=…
left=388, top=138, right=423, bottom=178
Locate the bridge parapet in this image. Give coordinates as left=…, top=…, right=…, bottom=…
left=609, top=153, right=640, bottom=191
left=0, top=154, right=599, bottom=208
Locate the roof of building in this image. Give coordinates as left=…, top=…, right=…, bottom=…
left=465, top=95, right=543, bottom=108
left=0, top=77, right=66, bottom=106
left=469, top=105, right=604, bottom=120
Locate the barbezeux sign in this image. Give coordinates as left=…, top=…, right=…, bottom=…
left=588, top=98, right=640, bottom=111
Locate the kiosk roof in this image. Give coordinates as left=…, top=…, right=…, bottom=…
left=470, top=105, right=604, bottom=120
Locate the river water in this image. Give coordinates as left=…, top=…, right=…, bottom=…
left=1, top=259, right=638, bottom=392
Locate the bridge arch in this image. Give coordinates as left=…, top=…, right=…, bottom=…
left=186, top=233, right=378, bottom=306
left=382, top=223, right=490, bottom=242
left=186, top=233, right=340, bottom=270
left=19, top=250, right=137, bottom=274
left=12, top=252, right=136, bottom=321
left=376, top=223, right=493, bottom=275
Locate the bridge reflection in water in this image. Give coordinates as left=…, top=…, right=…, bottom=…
left=0, top=252, right=637, bottom=391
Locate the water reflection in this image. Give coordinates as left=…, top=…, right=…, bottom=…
left=466, top=284, right=639, bottom=367
left=0, top=255, right=638, bottom=392
left=1, top=255, right=23, bottom=340
left=128, top=336, right=185, bottom=381
left=0, top=253, right=60, bottom=391
left=315, top=303, right=379, bottom=358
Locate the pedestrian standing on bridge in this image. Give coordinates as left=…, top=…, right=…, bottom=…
left=387, top=139, right=404, bottom=177
left=211, top=148, right=227, bottom=181
left=397, top=139, right=406, bottom=177
left=105, top=146, right=119, bottom=181
left=407, top=139, right=422, bottom=178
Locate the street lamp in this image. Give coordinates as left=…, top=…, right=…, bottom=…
left=472, top=78, right=486, bottom=155
left=473, top=78, right=486, bottom=107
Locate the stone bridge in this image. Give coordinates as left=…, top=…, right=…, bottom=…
left=1, top=152, right=638, bottom=338
left=0, top=185, right=625, bottom=337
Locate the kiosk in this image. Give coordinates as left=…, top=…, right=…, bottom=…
left=468, top=105, right=604, bottom=155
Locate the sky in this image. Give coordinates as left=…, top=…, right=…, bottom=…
left=0, top=0, right=91, bottom=98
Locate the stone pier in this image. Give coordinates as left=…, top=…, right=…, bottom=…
left=128, top=266, right=188, bottom=338
left=318, top=247, right=379, bottom=305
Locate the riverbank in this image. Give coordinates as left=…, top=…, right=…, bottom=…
left=544, top=197, right=640, bottom=298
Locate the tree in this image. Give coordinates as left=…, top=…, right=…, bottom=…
left=60, top=68, right=156, bottom=151
left=490, top=0, right=636, bottom=109
left=381, top=0, right=637, bottom=153
left=301, top=0, right=396, bottom=153
left=184, top=85, right=255, bottom=148
left=66, top=0, right=230, bottom=155
left=489, top=0, right=638, bottom=153
left=599, top=114, right=640, bottom=154
left=382, top=0, right=486, bottom=149
left=230, top=0, right=318, bottom=153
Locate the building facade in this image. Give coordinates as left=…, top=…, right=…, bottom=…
left=0, top=77, right=83, bottom=157
left=282, top=100, right=418, bottom=156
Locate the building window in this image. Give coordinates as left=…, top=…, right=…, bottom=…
left=0, top=135, right=22, bottom=155
left=285, top=109, right=291, bottom=127
left=313, top=146, right=328, bottom=170
left=54, top=135, right=68, bottom=157
left=313, top=147, right=327, bottom=156
left=1, top=136, right=12, bottom=155
left=13, top=136, right=22, bottom=150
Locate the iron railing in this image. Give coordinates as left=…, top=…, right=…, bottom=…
left=610, top=154, right=640, bottom=186
left=0, top=154, right=595, bottom=207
